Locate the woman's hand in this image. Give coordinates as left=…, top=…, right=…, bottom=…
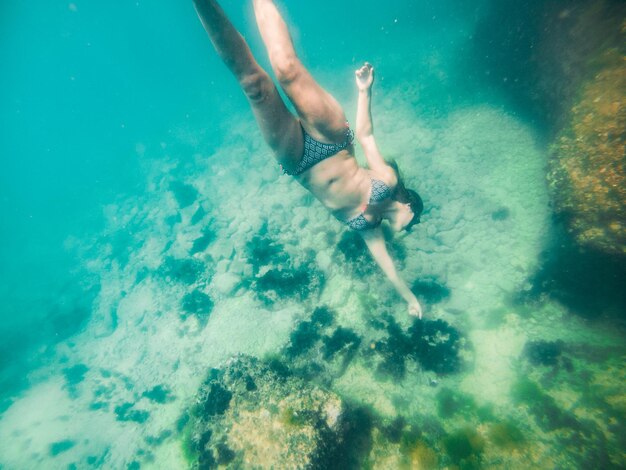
left=408, top=298, right=423, bottom=319
left=355, top=62, right=374, bottom=91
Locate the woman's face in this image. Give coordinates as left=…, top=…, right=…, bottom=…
left=387, top=201, right=414, bottom=232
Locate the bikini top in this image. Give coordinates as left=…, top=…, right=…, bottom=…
left=345, top=178, right=395, bottom=231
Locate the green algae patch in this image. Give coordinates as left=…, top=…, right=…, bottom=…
left=511, top=378, right=578, bottom=432
left=114, top=402, right=150, bottom=423
left=49, top=439, right=76, bottom=456
left=63, top=364, right=89, bottom=386
left=181, top=290, right=214, bottom=323
left=488, top=421, right=526, bottom=450
left=189, top=229, right=216, bottom=255
left=169, top=181, right=198, bottom=208
left=443, top=427, right=485, bottom=467
left=142, top=385, right=174, bottom=404
left=400, top=438, right=439, bottom=469
left=436, top=388, right=477, bottom=419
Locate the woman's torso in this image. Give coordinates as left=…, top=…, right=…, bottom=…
left=294, top=148, right=397, bottom=224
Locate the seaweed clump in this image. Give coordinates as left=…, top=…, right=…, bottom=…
left=181, top=290, right=214, bottom=325
left=243, top=226, right=324, bottom=306
left=190, top=229, right=216, bottom=255
left=142, top=385, right=175, bottom=404
left=522, top=340, right=564, bottom=367
left=511, top=378, right=579, bottom=432
left=370, top=315, right=463, bottom=380
left=49, top=439, right=76, bottom=456
left=410, top=279, right=451, bottom=305
left=284, top=306, right=361, bottom=382
left=442, top=427, right=485, bottom=468
left=488, top=421, right=526, bottom=450
left=169, top=181, right=198, bottom=208
left=160, top=257, right=209, bottom=285
left=114, top=402, right=150, bottom=424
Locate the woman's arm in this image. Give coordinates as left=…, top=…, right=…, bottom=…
left=360, top=227, right=423, bottom=318
left=355, top=63, right=393, bottom=177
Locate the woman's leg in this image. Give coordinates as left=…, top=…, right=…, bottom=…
left=193, top=0, right=303, bottom=166
left=252, top=0, right=348, bottom=144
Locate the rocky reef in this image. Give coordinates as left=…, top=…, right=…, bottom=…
left=548, top=46, right=625, bottom=255
left=470, top=0, right=626, bottom=257
left=182, top=356, right=348, bottom=469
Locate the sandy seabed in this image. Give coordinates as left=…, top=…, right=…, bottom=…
left=1, top=87, right=624, bottom=469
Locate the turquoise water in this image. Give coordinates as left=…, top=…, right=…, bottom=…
left=1, top=0, right=625, bottom=468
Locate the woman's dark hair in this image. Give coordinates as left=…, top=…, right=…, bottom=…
left=389, top=160, right=424, bottom=231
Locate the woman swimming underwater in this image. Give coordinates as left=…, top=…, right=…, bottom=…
left=193, top=0, right=424, bottom=317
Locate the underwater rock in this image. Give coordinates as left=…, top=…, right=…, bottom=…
left=469, top=0, right=625, bottom=130
left=212, top=272, right=241, bottom=297
left=470, top=0, right=626, bottom=255
left=183, top=356, right=348, bottom=469
left=108, top=228, right=143, bottom=267
left=524, top=233, right=626, bottom=319
left=547, top=46, right=626, bottom=256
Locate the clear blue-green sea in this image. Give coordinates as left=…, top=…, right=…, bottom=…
left=1, top=1, right=625, bottom=468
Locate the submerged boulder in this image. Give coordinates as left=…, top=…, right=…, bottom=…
left=548, top=47, right=626, bottom=256
left=470, top=0, right=626, bottom=256
left=183, top=356, right=347, bottom=469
